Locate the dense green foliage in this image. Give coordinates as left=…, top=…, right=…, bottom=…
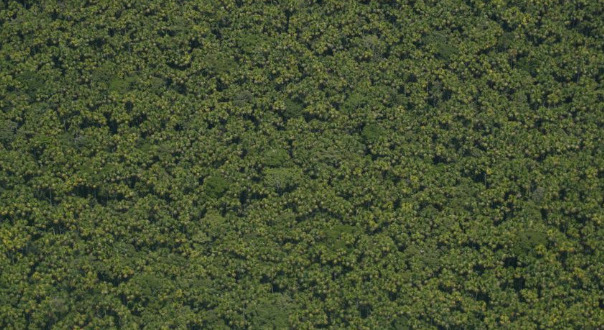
left=1, top=0, right=603, bottom=328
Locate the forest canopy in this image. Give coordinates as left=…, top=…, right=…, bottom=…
left=0, top=0, right=603, bottom=328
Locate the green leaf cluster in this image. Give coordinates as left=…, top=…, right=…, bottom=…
left=1, top=0, right=602, bottom=329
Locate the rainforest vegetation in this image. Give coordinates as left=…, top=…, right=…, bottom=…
left=1, top=0, right=603, bottom=328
